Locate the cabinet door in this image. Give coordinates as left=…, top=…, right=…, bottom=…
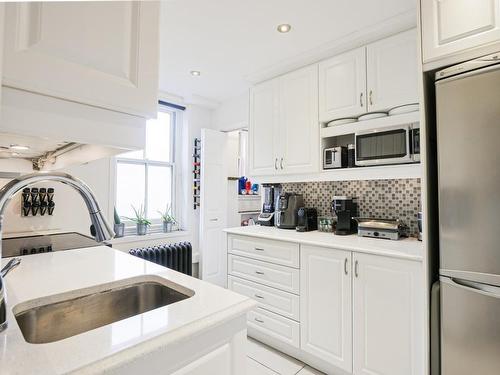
left=353, top=253, right=423, bottom=375
left=422, top=0, right=500, bottom=63
left=366, top=30, right=419, bottom=112
left=249, top=79, right=280, bottom=176
left=3, top=2, right=159, bottom=118
left=300, top=245, right=352, bottom=373
left=279, top=65, right=319, bottom=175
left=171, top=344, right=232, bottom=375
left=319, top=47, right=366, bottom=121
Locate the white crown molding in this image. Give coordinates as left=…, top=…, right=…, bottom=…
left=245, top=9, right=417, bottom=84
left=158, top=90, right=186, bottom=107
left=185, top=94, right=220, bottom=110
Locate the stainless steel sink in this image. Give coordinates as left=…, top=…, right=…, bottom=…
left=14, top=280, right=192, bottom=344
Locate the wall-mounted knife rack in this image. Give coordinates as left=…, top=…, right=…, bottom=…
left=193, top=138, right=201, bottom=209
left=21, top=187, right=55, bottom=217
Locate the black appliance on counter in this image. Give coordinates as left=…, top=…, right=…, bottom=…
left=258, top=184, right=282, bottom=226
left=275, top=193, right=304, bottom=229
left=1, top=232, right=111, bottom=258
left=296, top=208, right=318, bottom=232
left=332, top=196, right=358, bottom=235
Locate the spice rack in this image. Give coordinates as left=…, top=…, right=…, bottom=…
left=193, top=138, right=201, bottom=209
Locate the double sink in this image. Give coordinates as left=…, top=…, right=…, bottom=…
left=14, top=278, right=193, bottom=344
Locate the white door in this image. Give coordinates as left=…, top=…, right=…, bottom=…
left=366, top=29, right=419, bottom=112
left=421, top=0, right=500, bottom=63
left=200, top=129, right=228, bottom=287
left=279, top=65, right=319, bottom=175
left=3, top=1, right=159, bottom=118
left=300, top=245, right=352, bottom=373
left=319, top=47, right=367, bottom=122
left=249, top=79, right=279, bottom=176
left=353, top=253, right=424, bottom=375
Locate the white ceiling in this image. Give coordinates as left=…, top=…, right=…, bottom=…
left=159, top=0, right=416, bottom=104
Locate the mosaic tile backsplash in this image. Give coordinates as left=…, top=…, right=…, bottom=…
left=282, top=179, right=421, bottom=236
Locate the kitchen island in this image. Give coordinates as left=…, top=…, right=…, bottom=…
left=0, top=246, right=255, bottom=375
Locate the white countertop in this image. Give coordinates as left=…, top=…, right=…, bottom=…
left=0, top=246, right=255, bottom=375
left=224, top=226, right=423, bottom=261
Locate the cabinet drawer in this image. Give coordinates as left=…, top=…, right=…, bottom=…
left=248, top=308, right=300, bottom=348
left=228, top=255, right=300, bottom=294
left=228, top=234, right=299, bottom=268
left=228, top=275, right=300, bottom=321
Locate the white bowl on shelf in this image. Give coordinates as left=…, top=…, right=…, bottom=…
left=357, top=112, right=388, bottom=121
left=326, top=118, right=357, bottom=127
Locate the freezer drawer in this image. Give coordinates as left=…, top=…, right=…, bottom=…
left=441, top=276, right=500, bottom=375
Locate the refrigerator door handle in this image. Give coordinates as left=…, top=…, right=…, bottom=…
left=451, top=277, right=500, bottom=298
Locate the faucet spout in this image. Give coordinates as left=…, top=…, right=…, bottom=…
left=0, top=172, right=115, bottom=333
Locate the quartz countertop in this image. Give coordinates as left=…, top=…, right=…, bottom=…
left=0, top=246, right=255, bottom=375
left=224, top=226, right=423, bottom=261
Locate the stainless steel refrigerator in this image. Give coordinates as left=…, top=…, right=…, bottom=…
left=436, top=52, right=500, bottom=375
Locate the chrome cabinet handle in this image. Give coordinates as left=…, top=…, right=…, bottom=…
left=254, top=247, right=265, bottom=251
left=360, top=92, right=364, bottom=107
left=344, top=258, right=348, bottom=275
left=254, top=294, right=264, bottom=299
left=255, top=270, right=265, bottom=275
left=274, top=158, right=278, bottom=170
left=254, top=318, right=264, bottom=323
left=369, top=90, right=373, bottom=106
left=209, top=218, right=218, bottom=222
left=280, top=157, right=284, bottom=170
left=354, top=260, right=359, bottom=278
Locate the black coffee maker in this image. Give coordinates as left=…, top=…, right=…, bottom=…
left=332, top=196, right=358, bottom=235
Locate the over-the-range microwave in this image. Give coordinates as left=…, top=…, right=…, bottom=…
left=354, top=123, right=420, bottom=166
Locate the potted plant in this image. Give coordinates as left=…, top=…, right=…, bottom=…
left=113, top=208, right=125, bottom=238
left=123, top=205, right=151, bottom=236
left=158, top=204, right=176, bottom=233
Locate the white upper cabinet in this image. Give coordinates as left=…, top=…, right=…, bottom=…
left=422, top=0, right=500, bottom=63
left=366, top=30, right=419, bottom=112
left=279, top=65, right=319, bottom=175
left=319, top=29, right=418, bottom=121
left=300, top=245, right=352, bottom=373
left=352, top=253, right=423, bottom=375
left=319, top=47, right=366, bottom=122
left=249, top=79, right=280, bottom=176
left=249, top=65, right=319, bottom=176
left=3, top=1, right=160, bottom=118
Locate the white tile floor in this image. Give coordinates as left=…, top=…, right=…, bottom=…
left=246, top=337, right=325, bottom=375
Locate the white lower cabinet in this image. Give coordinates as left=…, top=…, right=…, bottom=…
left=226, top=234, right=424, bottom=375
left=352, top=252, right=423, bottom=375
left=248, top=308, right=300, bottom=348
left=300, top=245, right=352, bottom=373
left=171, top=344, right=232, bottom=375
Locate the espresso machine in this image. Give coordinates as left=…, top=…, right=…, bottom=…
left=257, top=184, right=281, bottom=226
left=332, top=196, right=358, bottom=235
left=275, top=192, right=304, bottom=229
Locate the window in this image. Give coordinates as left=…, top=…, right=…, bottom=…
left=115, top=107, right=177, bottom=232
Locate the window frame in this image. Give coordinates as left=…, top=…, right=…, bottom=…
left=115, top=105, right=178, bottom=234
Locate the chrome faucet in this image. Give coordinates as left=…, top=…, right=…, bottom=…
left=0, top=172, right=114, bottom=333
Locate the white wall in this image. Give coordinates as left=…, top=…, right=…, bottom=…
left=212, top=91, right=249, bottom=132
left=0, top=158, right=112, bottom=236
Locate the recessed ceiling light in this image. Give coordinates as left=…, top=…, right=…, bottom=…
left=9, top=144, right=30, bottom=151
left=277, top=24, right=292, bottom=33
left=190, top=70, right=201, bottom=77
